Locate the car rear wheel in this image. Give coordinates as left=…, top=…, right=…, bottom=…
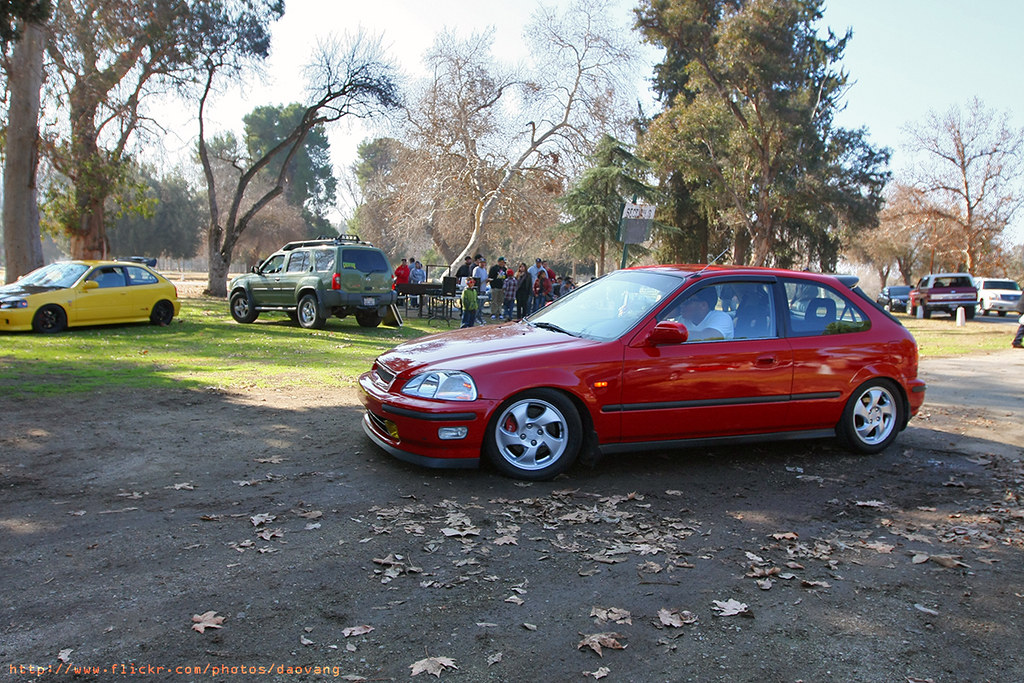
left=484, top=389, right=581, bottom=480
left=297, top=293, right=326, bottom=329
left=32, top=305, right=67, bottom=333
left=356, top=310, right=382, bottom=327
left=838, top=379, right=903, bottom=454
left=150, top=300, right=175, bottom=326
left=230, top=291, right=259, bottom=323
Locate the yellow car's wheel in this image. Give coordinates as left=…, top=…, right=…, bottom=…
left=32, top=305, right=67, bottom=334
left=150, top=300, right=175, bottom=326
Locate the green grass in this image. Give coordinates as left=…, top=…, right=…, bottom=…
left=0, top=298, right=1015, bottom=398
left=0, top=297, right=445, bottom=398
left=897, top=312, right=1018, bottom=356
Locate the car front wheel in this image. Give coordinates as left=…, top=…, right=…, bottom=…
left=484, top=389, right=582, bottom=480
left=297, top=293, right=326, bottom=329
left=838, top=379, right=903, bottom=454
left=150, top=300, right=175, bottom=326
left=33, top=305, right=67, bottom=333
left=230, top=291, right=259, bottom=323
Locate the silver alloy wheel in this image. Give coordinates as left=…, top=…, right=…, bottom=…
left=493, top=396, right=570, bottom=472
left=298, top=298, right=316, bottom=325
left=851, top=384, right=898, bottom=446
left=232, top=297, right=248, bottom=318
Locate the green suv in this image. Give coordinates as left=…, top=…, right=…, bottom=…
left=228, top=236, right=396, bottom=329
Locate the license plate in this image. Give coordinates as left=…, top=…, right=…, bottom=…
left=362, top=296, right=376, bottom=306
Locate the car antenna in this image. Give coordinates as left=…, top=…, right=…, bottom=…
left=690, top=247, right=730, bottom=279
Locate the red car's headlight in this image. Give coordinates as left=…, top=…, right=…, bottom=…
left=401, top=370, right=478, bottom=401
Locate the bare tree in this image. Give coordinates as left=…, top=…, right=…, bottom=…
left=197, top=33, right=399, bottom=296
left=904, top=98, right=1024, bottom=273
left=3, top=20, right=47, bottom=282
left=399, top=0, right=636, bottom=271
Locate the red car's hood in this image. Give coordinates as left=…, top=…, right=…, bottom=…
left=377, top=321, right=591, bottom=376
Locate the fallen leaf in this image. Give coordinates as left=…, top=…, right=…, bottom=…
left=493, top=535, right=518, bottom=546
left=711, top=599, right=750, bottom=617
left=800, top=579, right=831, bottom=589
left=300, top=635, right=314, bottom=646
left=577, top=632, right=626, bottom=657
left=586, top=666, right=611, bottom=679
left=658, top=608, right=697, bottom=627
left=409, top=656, right=457, bottom=677
left=58, top=649, right=73, bottom=663
left=522, top=622, right=537, bottom=631
left=342, top=625, right=374, bottom=637
left=914, top=603, right=939, bottom=616
left=855, top=500, right=886, bottom=508
left=591, top=607, right=632, bottom=625
left=505, top=595, right=524, bottom=605
left=487, top=652, right=502, bottom=666
left=772, top=532, right=799, bottom=540
left=250, top=513, right=275, bottom=526
left=191, top=611, right=225, bottom=633
left=929, top=554, right=970, bottom=569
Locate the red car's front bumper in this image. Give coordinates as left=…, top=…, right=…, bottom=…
left=358, top=372, right=496, bottom=469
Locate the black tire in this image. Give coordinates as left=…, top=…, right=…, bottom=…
left=921, top=306, right=931, bottom=319
left=32, top=305, right=67, bottom=334
left=150, top=300, right=175, bottom=326
left=838, top=379, right=904, bottom=454
left=484, top=389, right=582, bottom=480
left=297, top=293, right=326, bottom=329
left=999, top=311, right=1007, bottom=317
left=229, top=291, right=259, bottom=323
left=355, top=310, right=382, bottom=328
left=964, top=306, right=975, bottom=320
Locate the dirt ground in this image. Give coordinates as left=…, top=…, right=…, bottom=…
left=2, top=349, right=1023, bottom=682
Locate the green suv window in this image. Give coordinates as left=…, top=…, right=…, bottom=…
left=342, top=249, right=389, bottom=273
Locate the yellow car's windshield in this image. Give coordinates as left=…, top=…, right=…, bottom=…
left=19, top=262, right=89, bottom=288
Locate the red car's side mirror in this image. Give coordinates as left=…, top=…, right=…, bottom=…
left=648, top=320, right=689, bottom=345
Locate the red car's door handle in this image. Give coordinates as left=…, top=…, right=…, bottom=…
left=756, top=355, right=778, bottom=367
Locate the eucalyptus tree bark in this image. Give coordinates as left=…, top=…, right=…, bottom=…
left=3, top=21, right=46, bottom=282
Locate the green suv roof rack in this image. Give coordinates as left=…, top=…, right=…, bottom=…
left=281, top=235, right=370, bottom=251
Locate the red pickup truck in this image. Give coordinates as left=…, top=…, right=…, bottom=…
left=908, top=273, right=978, bottom=319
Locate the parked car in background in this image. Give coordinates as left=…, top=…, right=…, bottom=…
left=876, top=285, right=911, bottom=313
left=908, top=273, right=977, bottom=319
left=973, top=277, right=1022, bottom=316
left=228, top=235, right=396, bottom=329
left=0, top=259, right=179, bottom=333
left=360, top=265, right=926, bottom=480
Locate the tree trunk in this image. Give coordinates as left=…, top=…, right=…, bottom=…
left=206, top=223, right=230, bottom=297
left=2, top=22, right=46, bottom=283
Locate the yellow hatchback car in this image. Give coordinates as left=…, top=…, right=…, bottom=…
left=0, top=259, right=180, bottom=333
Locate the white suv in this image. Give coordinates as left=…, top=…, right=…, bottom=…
left=974, top=277, right=1022, bottom=317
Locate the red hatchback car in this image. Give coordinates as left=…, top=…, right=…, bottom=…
left=359, top=266, right=926, bottom=480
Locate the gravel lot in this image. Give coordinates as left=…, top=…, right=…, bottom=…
left=2, top=349, right=1022, bottom=682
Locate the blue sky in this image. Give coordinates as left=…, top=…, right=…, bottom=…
left=207, top=0, right=1023, bottom=242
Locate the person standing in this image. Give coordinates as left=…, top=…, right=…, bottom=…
left=409, top=260, right=426, bottom=309
left=455, top=256, right=473, bottom=280
left=472, top=256, right=488, bottom=323
left=488, top=256, right=507, bottom=319
left=394, top=258, right=410, bottom=286
left=502, top=267, right=517, bottom=320
left=533, top=268, right=552, bottom=311
left=515, top=262, right=532, bottom=320
left=1013, top=291, right=1024, bottom=348
left=460, top=278, right=478, bottom=328
left=527, top=258, right=543, bottom=313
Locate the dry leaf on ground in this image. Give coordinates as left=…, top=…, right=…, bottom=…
left=410, top=656, right=457, bottom=677
left=578, top=632, right=626, bottom=656
left=711, top=599, right=750, bottom=617
left=191, top=611, right=225, bottom=633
